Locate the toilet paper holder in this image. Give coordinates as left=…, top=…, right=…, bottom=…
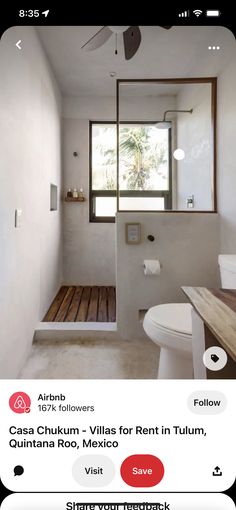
left=143, top=259, right=162, bottom=275
left=143, top=260, right=162, bottom=268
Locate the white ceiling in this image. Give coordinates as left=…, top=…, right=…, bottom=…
left=36, top=25, right=235, bottom=96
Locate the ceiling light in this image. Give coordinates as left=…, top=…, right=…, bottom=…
left=108, top=26, right=129, bottom=34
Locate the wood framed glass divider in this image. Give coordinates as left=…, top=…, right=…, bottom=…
left=116, top=77, right=217, bottom=213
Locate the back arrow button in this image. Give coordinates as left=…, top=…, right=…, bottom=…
left=16, top=40, right=22, bottom=50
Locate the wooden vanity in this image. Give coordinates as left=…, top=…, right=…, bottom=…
left=182, top=287, right=236, bottom=379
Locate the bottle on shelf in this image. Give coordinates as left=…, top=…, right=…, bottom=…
left=67, top=188, right=73, bottom=198
left=78, top=188, right=85, bottom=201
left=72, top=188, right=79, bottom=198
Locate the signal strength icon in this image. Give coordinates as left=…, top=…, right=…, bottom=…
left=178, top=10, right=189, bottom=17
left=193, top=9, right=203, bottom=16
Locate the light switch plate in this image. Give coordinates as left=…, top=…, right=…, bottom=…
left=125, top=223, right=141, bottom=244
left=15, top=209, right=22, bottom=228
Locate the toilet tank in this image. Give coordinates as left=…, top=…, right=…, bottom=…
left=218, top=255, right=236, bottom=289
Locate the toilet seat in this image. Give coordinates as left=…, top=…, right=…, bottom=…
left=143, top=303, right=193, bottom=356
left=147, top=303, right=192, bottom=335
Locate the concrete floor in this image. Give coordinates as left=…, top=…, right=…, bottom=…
left=19, top=337, right=160, bottom=379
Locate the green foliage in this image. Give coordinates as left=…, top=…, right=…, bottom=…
left=120, top=127, right=166, bottom=190
left=93, top=125, right=168, bottom=191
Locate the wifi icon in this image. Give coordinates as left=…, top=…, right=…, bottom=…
left=193, top=9, right=203, bottom=16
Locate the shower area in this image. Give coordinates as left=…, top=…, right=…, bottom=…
left=40, top=96, right=117, bottom=330
left=42, top=77, right=214, bottom=332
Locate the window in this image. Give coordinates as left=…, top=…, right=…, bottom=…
left=89, top=122, right=172, bottom=222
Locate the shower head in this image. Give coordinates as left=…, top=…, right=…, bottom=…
left=156, top=121, right=172, bottom=130
left=156, top=109, right=193, bottom=129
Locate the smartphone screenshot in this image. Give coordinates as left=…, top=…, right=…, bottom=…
left=0, top=5, right=235, bottom=509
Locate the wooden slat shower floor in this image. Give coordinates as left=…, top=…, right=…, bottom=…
left=43, top=286, right=116, bottom=323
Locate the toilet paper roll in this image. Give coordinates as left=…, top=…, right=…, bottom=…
left=143, top=259, right=161, bottom=276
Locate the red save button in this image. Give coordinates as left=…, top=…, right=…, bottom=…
left=120, top=454, right=164, bottom=487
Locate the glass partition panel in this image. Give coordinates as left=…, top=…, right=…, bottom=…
left=117, top=79, right=216, bottom=212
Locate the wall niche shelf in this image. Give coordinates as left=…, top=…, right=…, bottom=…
left=65, top=197, right=86, bottom=202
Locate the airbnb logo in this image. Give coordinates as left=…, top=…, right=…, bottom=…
left=9, top=392, right=31, bottom=414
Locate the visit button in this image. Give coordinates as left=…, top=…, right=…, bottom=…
left=120, top=454, right=164, bottom=487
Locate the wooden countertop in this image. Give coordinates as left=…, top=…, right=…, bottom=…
left=182, top=287, right=236, bottom=361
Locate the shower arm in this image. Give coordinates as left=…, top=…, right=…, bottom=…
left=162, top=109, right=193, bottom=121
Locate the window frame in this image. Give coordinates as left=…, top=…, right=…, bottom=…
left=89, top=120, right=172, bottom=223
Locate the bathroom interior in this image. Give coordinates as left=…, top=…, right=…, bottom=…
left=0, top=25, right=236, bottom=379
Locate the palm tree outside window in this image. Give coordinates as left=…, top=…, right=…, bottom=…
left=89, top=121, right=172, bottom=222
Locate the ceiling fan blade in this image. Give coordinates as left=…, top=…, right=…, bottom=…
left=81, top=26, right=112, bottom=51
left=123, top=26, right=141, bottom=60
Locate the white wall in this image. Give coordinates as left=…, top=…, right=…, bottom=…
left=62, top=95, right=176, bottom=285
left=116, top=213, right=220, bottom=339
left=0, top=27, right=62, bottom=377
left=63, top=118, right=116, bottom=285
left=63, top=97, right=117, bottom=285
left=218, top=48, right=236, bottom=252
left=119, top=95, right=177, bottom=122
left=176, top=84, right=213, bottom=210
left=63, top=95, right=177, bottom=121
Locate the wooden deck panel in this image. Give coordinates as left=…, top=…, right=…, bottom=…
left=43, top=286, right=116, bottom=323
left=108, top=286, right=116, bottom=322
left=54, top=286, right=76, bottom=322
left=98, top=287, right=108, bottom=322
left=43, top=286, right=68, bottom=322
left=87, top=286, right=99, bottom=322
left=66, top=286, right=83, bottom=322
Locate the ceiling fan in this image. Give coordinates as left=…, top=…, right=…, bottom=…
left=81, top=26, right=172, bottom=60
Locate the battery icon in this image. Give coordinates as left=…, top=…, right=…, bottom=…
left=206, top=10, right=220, bottom=16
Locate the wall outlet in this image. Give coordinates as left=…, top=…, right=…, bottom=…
left=15, top=209, right=22, bottom=228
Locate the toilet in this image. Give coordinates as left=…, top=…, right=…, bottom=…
left=143, top=303, right=193, bottom=379
left=143, top=254, right=236, bottom=379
